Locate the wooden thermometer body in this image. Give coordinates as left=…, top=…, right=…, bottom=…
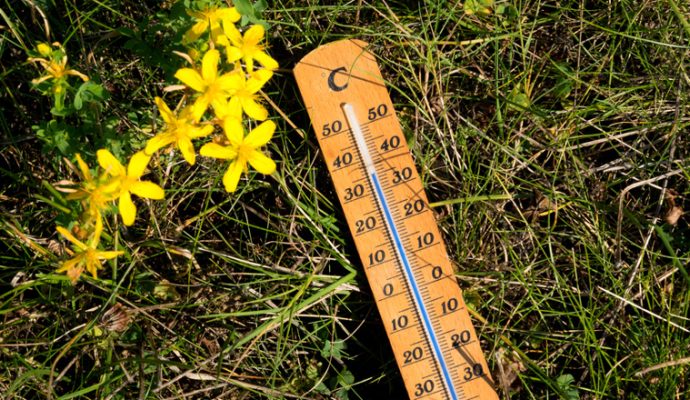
left=294, top=39, right=498, bottom=400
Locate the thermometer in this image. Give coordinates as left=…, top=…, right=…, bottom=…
left=294, top=39, right=498, bottom=400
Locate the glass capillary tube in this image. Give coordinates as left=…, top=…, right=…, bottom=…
left=342, top=103, right=376, bottom=175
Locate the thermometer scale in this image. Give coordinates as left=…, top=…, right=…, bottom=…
left=294, top=39, right=498, bottom=400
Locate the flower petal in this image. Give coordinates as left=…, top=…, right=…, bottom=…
left=56, top=256, right=81, bottom=273
left=241, top=97, right=268, bottom=121
left=225, top=46, right=243, bottom=63
left=244, top=56, right=255, bottom=73
left=75, top=154, right=92, bottom=181
left=248, top=150, right=276, bottom=175
left=223, top=117, right=244, bottom=146
left=222, top=19, right=243, bottom=45
left=99, top=180, right=122, bottom=201
left=145, top=132, right=176, bottom=154
left=127, top=151, right=151, bottom=178
left=200, top=142, right=238, bottom=160
left=216, top=34, right=230, bottom=47
left=185, top=20, right=209, bottom=42
left=119, top=191, right=136, bottom=226
left=178, top=136, right=196, bottom=165
left=213, top=102, right=232, bottom=120
left=223, top=160, right=244, bottom=193
left=246, top=70, right=272, bottom=93
left=191, top=96, right=211, bottom=122
left=175, top=68, right=205, bottom=92
left=224, top=96, right=242, bottom=119
left=85, top=257, right=103, bottom=279
left=254, top=51, right=279, bottom=70
left=245, top=120, right=276, bottom=148
left=31, top=75, right=53, bottom=85
left=201, top=49, right=220, bottom=83
left=57, top=256, right=85, bottom=283
left=244, top=25, right=265, bottom=46
left=189, top=124, right=214, bottom=139
left=57, top=226, right=88, bottom=251
left=211, top=97, right=231, bottom=117
left=96, top=250, right=124, bottom=260
left=131, top=181, right=165, bottom=200
left=216, top=72, right=244, bottom=93
left=209, top=24, right=225, bottom=42
left=65, top=69, right=89, bottom=82
left=97, top=149, right=125, bottom=176
left=219, top=7, right=241, bottom=23
left=155, top=97, right=174, bottom=125
left=221, top=97, right=243, bottom=122
left=179, top=106, right=198, bottom=122
left=91, top=210, right=103, bottom=248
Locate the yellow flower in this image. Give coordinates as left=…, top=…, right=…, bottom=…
left=97, top=150, right=165, bottom=226
left=184, top=6, right=241, bottom=43
left=174, top=49, right=242, bottom=121
left=56, top=214, right=123, bottom=283
left=225, top=69, right=273, bottom=121
left=200, top=119, right=276, bottom=192
left=66, top=154, right=120, bottom=218
left=146, top=97, right=214, bottom=165
left=28, top=54, right=89, bottom=85
left=220, top=23, right=278, bottom=72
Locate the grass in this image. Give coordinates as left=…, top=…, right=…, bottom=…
left=1, top=0, right=690, bottom=399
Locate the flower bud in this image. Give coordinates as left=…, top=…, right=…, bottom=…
left=36, top=43, right=52, bottom=57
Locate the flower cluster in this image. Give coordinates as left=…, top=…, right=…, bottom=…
left=30, top=3, right=279, bottom=283
left=147, top=4, right=278, bottom=192
left=29, top=41, right=166, bottom=283
left=56, top=150, right=163, bottom=283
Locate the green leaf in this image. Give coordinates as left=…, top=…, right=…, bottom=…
left=33, top=119, right=80, bottom=157
left=233, top=0, right=269, bottom=29
left=233, top=0, right=254, bottom=16
left=338, top=368, right=354, bottom=386
left=320, top=340, right=346, bottom=361
left=254, top=0, right=267, bottom=12
left=73, top=93, right=83, bottom=110
left=74, top=81, right=108, bottom=110
left=314, top=381, right=330, bottom=394
left=495, top=3, right=518, bottom=26
left=332, top=367, right=354, bottom=400
left=556, top=374, right=580, bottom=400
left=464, top=0, right=493, bottom=15
left=508, top=84, right=531, bottom=110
